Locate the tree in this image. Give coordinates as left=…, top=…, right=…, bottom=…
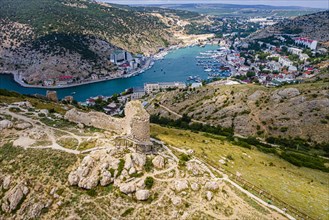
left=247, top=71, right=256, bottom=78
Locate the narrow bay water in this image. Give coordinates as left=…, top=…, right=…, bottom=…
left=0, top=45, right=218, bottom=101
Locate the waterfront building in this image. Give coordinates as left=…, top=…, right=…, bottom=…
left=144, top=82, right=186, bottom=94
left=110, top=50, right=133, bottom=64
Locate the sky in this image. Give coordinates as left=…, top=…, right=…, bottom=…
left=100, top=0, right=329, bottom=9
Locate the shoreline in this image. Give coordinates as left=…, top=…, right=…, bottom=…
left=0, top=58, right=154, bottom=90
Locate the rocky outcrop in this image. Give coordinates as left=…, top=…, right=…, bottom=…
left=152, top=155, right=165, bottom=169
left=135, top=190, right=150, bottom=201
left=25, top=202, right=45, bottom=219
left=14, top=122, right=32, bottom=130
left=191, top=182, right=199, bottom=191
left=65, top=100, right=151, bottom=144
left=171, top=196, right=182, bottom=206
left=120, top=182, right=136, bottom=194
left=205, top=181, right=220, bottom=191
left=2, top=175, right=12, bottom=190
left=131, top=153, right=146, bottom=170
left=0, top=120, right=13, bottom=130
left=12, top=101, right=32, bottom=109
left=248, top=90, right=266, bottom=102
left=46, top=91, right=58, bottom=102
left=173, top=180, right=189, bottom=192
left=271, top=88, right=300, bottom=102
left=2, top=182, right=29, bottom=213
left=206, top=191, right=213, bottom=201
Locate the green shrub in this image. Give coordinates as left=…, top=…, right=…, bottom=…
left=144, top=157, right=153, bottom=172
left=116, top=159, right=125, bottom=177
left=145, top=176, right=154, bottom=189
left=86, top=189, right=97, bottom=197
left=121, top=208, right=134, bottom=217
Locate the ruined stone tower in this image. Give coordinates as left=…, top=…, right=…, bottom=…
left=65, top=100, right=151, bottom=145
left=124, top=100, right=150, bottom=144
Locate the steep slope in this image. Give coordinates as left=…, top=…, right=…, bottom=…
left=249, top=10, right=329, bottom=43
left=146, top=82, right=329, bottom=145
left=0, top=0, right=186, bottom=84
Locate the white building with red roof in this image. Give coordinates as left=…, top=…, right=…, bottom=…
left=294, top=37, right=318, bottom=50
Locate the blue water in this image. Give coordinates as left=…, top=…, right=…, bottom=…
left=0, top=45, right=218, bottom=101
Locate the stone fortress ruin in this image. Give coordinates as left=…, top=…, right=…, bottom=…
left=64, top=100, right=151, bottom=147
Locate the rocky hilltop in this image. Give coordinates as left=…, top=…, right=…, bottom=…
left=249, top=10, right=329, bottom=43
left=0, top=91, right=290, bottom=219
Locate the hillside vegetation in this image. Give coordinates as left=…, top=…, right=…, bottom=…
left=0, top=0, right=211, bottom=84
left=151, top=124, right=329, bottom=220
left=249, top=10, right=329, bottom=43
left=146, top=81, right=329, bottom=152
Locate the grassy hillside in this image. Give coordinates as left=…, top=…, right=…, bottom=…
left=151, top=124, right=329, bottom=219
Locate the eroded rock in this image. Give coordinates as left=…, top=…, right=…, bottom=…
left=173, top=180, right=189, bottom=192
left=152, top=155, right=165, bottom=169
left=135, top=190, right=150, bottom=201
left=2, top=182, right=29, bottom=213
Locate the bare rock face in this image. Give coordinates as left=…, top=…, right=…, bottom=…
left=206, top=191, right=213, bottom=201
left=119, top=182, right=136, bottom=194
left=271, top=88, right=300, bottom=102
left=205, top=181, right=220, bottom=191
left=135, top=190, right=150, bottom=201
left=2, top=175, right=12, bottom=190
left=248, top=90, right=266, bottom=102
left=186, top=162, right=203, bottom=176
left=100, top=171, right=112, bottom=186
left=68, top=155, right=99, bottom=189
left=68, top=149, right=149, bottom=191
left=12, top=101, right=32, bottom=109
left=14, top=122, right=32, bottom=130
left=131, top=153, right=146, bottom=170
left=171, top=196, right=182, bottom=206
left=25, top=202, right=45, bottom=219
left=124, top=154, right=133, bottom=170
left=173, top=180, right=189, bottom=192
left=152, top=155, right=165, bottom=169
left=191, top=182, right=199, bottom=191
left=46, top=90, right=58, bottom=102
left=2, top=182, right=29, bottom=213
left=0, top=120, right=13, bottom=130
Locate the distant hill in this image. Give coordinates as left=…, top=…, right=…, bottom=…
left=154, top=3, right=323, bottom=17
left=249, top=10, right=329, bottom=42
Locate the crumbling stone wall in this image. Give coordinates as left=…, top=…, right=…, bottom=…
left=64, top=100, right=150, bottom=143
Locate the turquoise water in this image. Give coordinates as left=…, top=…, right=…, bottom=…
left=0, top=45, right=218, bottom=101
